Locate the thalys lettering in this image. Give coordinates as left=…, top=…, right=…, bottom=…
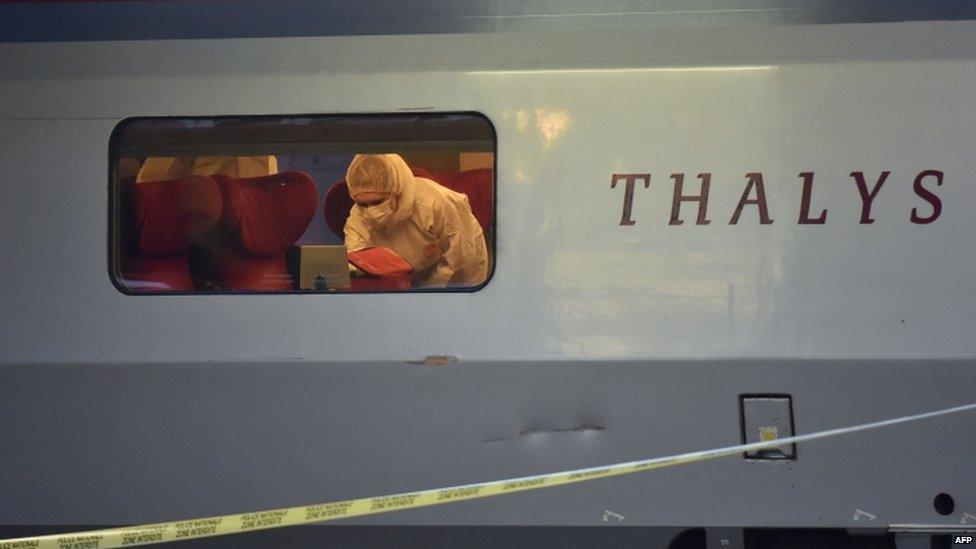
left=610, top=170, right=943, bottom=226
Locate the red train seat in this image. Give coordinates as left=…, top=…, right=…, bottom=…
left=119, top=175, right=223, bottom=292
left=193, top=172, right=318, bottom=290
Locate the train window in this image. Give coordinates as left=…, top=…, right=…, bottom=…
left=109, top=114, right=495, bottom=294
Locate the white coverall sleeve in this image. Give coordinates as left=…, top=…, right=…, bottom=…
left=424, top=199, right=472, bottom=288
left=343, top=212, right=373, bottom=252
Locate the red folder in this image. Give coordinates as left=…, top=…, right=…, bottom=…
left=347, top=247, right=414, bottom=276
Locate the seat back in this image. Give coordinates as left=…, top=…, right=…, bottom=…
left=194, top=172, right=318, bottom=290
left=119, top=175, right=222, bottom=291
left=214, top=172, right=318, bottom=255
left=127, top=175, right=223, bottom=255
left=323, top=180, right=356, bottom=240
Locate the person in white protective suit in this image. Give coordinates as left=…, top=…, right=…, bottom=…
left=343, top=153, right=489, bottom=289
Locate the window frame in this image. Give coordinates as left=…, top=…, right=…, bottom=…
left=107, top=111, right=497, bottom=296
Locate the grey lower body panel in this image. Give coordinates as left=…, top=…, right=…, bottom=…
left=0, top=359, right=972, bottom=529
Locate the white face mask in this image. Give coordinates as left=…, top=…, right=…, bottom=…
left=361, top=199, right=396, bottom=227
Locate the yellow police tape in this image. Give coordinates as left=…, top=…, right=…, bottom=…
left=2, top=402, right=975, bottom=549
